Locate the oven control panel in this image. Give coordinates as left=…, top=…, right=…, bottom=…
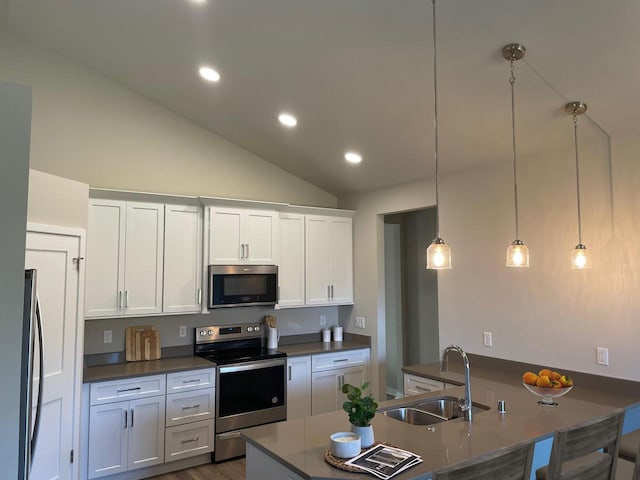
left=195, top=323, right=263, bottom=344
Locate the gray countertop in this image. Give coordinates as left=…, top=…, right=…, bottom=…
left=242, top=364, right=640, bottom=480
left=83, top=338, right=371, bottom=383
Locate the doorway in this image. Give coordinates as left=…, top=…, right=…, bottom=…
left=384, top=208, right=439, bottom=398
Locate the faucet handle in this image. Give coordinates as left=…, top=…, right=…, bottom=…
left=458, top=397, right=470, bottom=411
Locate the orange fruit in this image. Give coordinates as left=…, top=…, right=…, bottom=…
left=522, top=372, right=538, bottom=386
left=550, top=380, right=563, bottom=388
left=536, top=375, right=552, bottom=388
left=559, top=375, right=573, bottom=387
left=551, top=371, right=561, bottom=381
left=538, top=368, right=553, bottom=378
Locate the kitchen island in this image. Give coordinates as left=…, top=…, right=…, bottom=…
left=242, top=366, right=640, bottom=480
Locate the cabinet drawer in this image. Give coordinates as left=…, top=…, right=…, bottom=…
left=90, top=375, right=166, bottom=405
left=166, top=388, right=215, bottom=427
left=166, top=367, right=215, bottom=393
left=165, top=419, right=214, bottom=463
left=404, top=373, right=445, bottom=396
left=312, top=349, right=369, bottom=373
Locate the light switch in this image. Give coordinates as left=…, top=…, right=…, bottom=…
left=103, top=330, right=112, bottom=344
left=596, top=347, right=609, bottom=366
left=483, top=331, right=493, bottom=347
left=179, top=325, right=187, bottom=338
left=355, top=317, right=365, bottom=329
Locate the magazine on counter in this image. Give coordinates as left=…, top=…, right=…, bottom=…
left=344, top=444, right=422, bottom=479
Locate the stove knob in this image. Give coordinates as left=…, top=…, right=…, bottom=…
left=254, top=325, right=261, bottom=332
left=207, top=330, right=213, bottom=336
left=247, top=326, right=254, bottom=332
left=199, top=331, right=206, bottom=336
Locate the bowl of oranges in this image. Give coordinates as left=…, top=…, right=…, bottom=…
left=522, top=369, right=573, bottom=406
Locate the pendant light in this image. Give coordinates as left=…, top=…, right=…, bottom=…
left=426, top=0, right=451, bottom=270
left=565, top=101, right=592, bottom=269
left=502, top=43, right=529, bottom=268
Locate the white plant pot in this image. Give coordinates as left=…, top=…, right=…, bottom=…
left=351, top=425, right=374, bottom=448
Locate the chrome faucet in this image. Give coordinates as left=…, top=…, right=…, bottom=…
left=441, top=345, right=473, bottom=422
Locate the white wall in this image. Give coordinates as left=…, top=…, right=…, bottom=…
left=0, top=80, right=31, bottom=480
left=27, top=169, right=89, bottom=229
left=0, top=29, right=336, bottom=208
left=341, top=126, right=640, bottom=400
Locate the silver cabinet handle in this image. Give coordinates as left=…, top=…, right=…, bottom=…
left=181, top=404, right=200, bottom=410
left=245, top=243, right=250, bottom=259
left=197, top=288, right=202, bottom=305
left=240, top=243, right=245, bottom=259
left=117, top=291, right=122, bottom=309
left=117, top=386, right=141, bottom=393
left=125, top=290, right=129, bottom=308
left=181, top=437, right=199, bottom=444
left=333, top=359, right=348, bottom=363
left=415, top=385, right=432, bottom=392
left=327, top=285, right=331, bottom=298
left=288, top=365, right=292, bottom=381
left=124, top=410, right=128, bottom=429
left=331, top=285, right=334, bottom=298
left=182, top=379, right=200, bottom=384
left=130, top=408, right=134, bottom=427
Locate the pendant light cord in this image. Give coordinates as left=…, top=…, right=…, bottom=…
left=573, top=113, right=583, bottom=244
left=509, top=59, right=520, bottom=240
left=432, top=0, right=440, bottom=238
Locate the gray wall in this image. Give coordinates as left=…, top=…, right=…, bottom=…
left=384, top=221, right=403, bottom=397
left=0, top=81, right=32, bottom=479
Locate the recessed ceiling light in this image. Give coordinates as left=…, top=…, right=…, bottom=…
left=344, top=151, right=362, bottom=164
left=198, top=66, right=220, bottom=82
left=278, top=113, right=298, bottom=127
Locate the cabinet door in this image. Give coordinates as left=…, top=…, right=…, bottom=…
left=85, top=199, right=126, bottom=318
left=329, top=217, right=353, bottom=304
left=311, top=370, right=340, bottom=415
left=123, top=202, right=164, bottom=316
left=244, top=210, right=278, bottom=264
left=305, top=216, right=331, bottom=306
left=277, top=213, right=305, bottom=308
left=403, top=373, right=445, bottom=396
left=209, top=207, right=244, bottom=264
left=127, top=396, right=166, bottom=470
left=88, top=401, right=129, bottom=479
left=287, top=356, right=311, bottom=419
left=339, top=367, right=368, bottom=405
left=164, top=204, right=203, bottom=314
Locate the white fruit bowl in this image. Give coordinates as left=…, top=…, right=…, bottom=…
left=522, top=383, right=573, bottom=406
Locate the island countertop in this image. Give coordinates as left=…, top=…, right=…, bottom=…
left=242, top=369, right=640, bottom=480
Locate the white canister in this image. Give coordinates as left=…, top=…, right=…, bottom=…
left=332, top=325, right=343, bottom=342
left=322, top=328, right=331, bottom=343
left=267, top=327, right=279, bottom=349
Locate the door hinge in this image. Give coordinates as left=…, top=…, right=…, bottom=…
left=70, top=449, right=74, bottom=463
left=72, top=257, right=85, bottom=271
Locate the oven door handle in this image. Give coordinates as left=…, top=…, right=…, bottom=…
left=218, top=431, right=243, bottom=440
left=218, top=358, right=285, bottom=374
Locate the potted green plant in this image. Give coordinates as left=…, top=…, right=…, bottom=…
left=342, top=382, right=378, bottom=447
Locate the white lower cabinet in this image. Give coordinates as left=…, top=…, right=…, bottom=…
left=310, top=349, right=370, bottom=416
left=165, top=419, right=214, bottom=463
left=88, top=396, right=166, bottom=478
left=286, top=356, right=311, bottom=419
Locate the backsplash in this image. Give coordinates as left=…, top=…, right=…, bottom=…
left=84, top=306, right=343, bottom=355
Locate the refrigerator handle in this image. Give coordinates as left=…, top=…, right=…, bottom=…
left=30, top=296, right=44, bottom=459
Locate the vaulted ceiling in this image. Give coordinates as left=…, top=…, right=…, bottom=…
left=5, top=0, right=639, bottom=195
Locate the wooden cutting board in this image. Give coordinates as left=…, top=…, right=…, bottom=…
left=125, top=325, right=161, bottom=361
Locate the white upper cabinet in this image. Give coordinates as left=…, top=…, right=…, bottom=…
left=209, top=206, right=278, bottom=265
left=277, top=213, right=305, bottom=308
left=163, top=204, right=203, bottom=314
left=305, top=215, right=353, bottom=306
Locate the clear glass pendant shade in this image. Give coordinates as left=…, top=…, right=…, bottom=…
left=506, top=240, right=529, bottom=267
left=571, top=244, right=592, bottom=269
left=426, top=238, right=452, bottom=270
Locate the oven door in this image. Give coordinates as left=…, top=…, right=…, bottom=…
left=216, top=358, right=286, bottom=433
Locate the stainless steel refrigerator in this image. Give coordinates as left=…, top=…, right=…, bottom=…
left=18, top=269, right=44, bottom=480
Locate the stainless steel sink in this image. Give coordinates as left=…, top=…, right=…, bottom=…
left=379, top=396, right=490, bottom=425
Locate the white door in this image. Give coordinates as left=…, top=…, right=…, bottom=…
left=305, top=216, right=331, bottom=306
left=127, top=396, right=165, bottom=471
left=123, top=202, right=164, bottom=316
left=244, top=210, right=278, bottom=264
left=25, top=229, right=82, bottom=480
left=163, top=204, right=203, bottom=314
left=88, top=401, right=128, bottom=479
left=277, top=213, right=305, bottom=308
left=329, top=217, right=353, bottom=304
left=209, top=207, right=243, bottom=264
left=286, top=356, right=311, bottom=419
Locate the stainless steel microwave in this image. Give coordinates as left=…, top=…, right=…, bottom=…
left=208, top=265, right=278, bottom=308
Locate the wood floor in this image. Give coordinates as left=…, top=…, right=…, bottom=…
left=147, top=458, right=246, bottom=480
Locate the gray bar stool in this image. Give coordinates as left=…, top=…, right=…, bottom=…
left=616, top=430, right=640, bottom=480
left=432, top=440, right=534, bottom=480
left=536, top=408, right=625, bottom=480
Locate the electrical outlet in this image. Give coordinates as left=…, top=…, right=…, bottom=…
left=596, top=347, right=609, bottom=366
left=355, top=317, right=366, bottom=329
left=179, top=325, right=187, bottom=338
left=483, top=331, right=493, bottom=347
left=320, top=315, right=326, bottom=326
left=103, top=330, right=112, bottom=344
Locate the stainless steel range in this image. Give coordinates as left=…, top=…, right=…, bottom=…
left=194, top=323, right=287, bottom=463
